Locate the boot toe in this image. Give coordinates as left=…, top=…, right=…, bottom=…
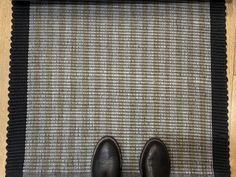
left=92, top=136, right=122, bottom=177
left=140, top=138, right=170, bottom=177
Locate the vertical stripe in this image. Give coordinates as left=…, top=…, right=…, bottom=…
left=174, top=2, right=181, bottom=172
left=146, top=3, right=155, bottom=137
left=93, top=4, right=100, bottom=140
left=165, top=3, right=171, bottom=146
left=52, top=4, right=60, bottom=172
left=169, top=3, right=177, bottom=171
left=103, top=4, right=109, bottom=136
left=38, top=4, right=47, bottom=172
left=204, top=3, right=214, bottom=174
left=159, top=3, right=167, bottom=143
left=43, top=4, right=52, bottom=172
left=111, top=4, right=119, bottom=138
left=67, top=4, right=74, bottom=171
left=99, top=4, right=107, bottom=136
left=129, top=3, right=136, bottom=170
left=141, top=4, right=148, bottom=143
left=118, top=3, right=125, bottom=170
left=24, top=3, right=37, bottom=173
left=59, top=3, right=67, bottom=171
left=107, top=4, right=113, bottom=135
left=68, top=4, right=80, bottom=172
left=76, top=4, right=84, bottom=173
left=48, top=5, right=58, bottom=172
left=123, top=4, right=131, bottom=171
left=134, top=3, right=141, bottom=167
left=153, top=2, right=160, bottom=144
left=87, top=4, right=95, bottom=163
left=81, top=4, right=89, bottom=171
left=186, top=2, right=192, bottom=171
left=135, top=3, right=143, bottom=160
left=180, top=2, right=187, bottom=170
left=192, top=2, right=201, bottom=173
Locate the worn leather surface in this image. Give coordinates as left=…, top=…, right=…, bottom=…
left=92, top=136, right=121, bottom=177
left=140, top=138, right=170, bottom=177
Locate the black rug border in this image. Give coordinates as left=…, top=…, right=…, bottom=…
left=6, top=1, right=230, bottom=177
left=210, top=1, right=230, bottom=177
left=6, top=2, right=29, bottom=177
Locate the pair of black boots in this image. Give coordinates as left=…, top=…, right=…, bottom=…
left=92, top=136, right=170, bottom=177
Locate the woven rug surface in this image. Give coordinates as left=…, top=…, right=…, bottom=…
left=7, top=1, right=229, bottom=177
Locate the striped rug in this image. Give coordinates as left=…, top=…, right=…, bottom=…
left=6, top=1, right=229, bottom=177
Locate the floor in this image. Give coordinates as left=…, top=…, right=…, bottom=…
left=0, top=1, right=235, bottom=177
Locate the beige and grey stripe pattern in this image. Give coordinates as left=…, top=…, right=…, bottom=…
left=24, top=2, right=213, bottom=177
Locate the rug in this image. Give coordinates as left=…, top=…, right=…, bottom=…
left=6, top=1, right=230, bottom=177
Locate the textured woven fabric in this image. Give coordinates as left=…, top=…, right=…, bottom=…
left=23, top=2, right=213, bottom=177
left=7, top=1, right=230, bottom=177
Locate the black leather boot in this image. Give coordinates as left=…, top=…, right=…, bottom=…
left=140, top=138, right=170, bottom=177
left=92, top=136, right=122, bottom=177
